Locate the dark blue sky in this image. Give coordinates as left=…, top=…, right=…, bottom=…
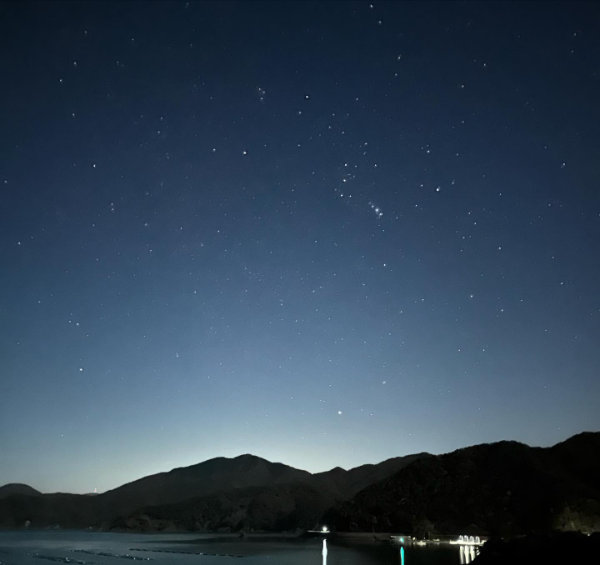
left=1, top=0, right=599, bottom=494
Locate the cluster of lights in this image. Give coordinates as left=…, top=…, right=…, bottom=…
left=369, top=202, right=383, bottom=218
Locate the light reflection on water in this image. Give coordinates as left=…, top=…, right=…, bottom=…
left=459, top=545, right=476, bottom=564
left=0, top=531, right=471, bottom=565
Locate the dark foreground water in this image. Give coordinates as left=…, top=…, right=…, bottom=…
left=0, top=531, right=476, bottom=565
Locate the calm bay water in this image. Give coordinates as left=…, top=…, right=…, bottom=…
left=0, top=531, right=473, bottom=565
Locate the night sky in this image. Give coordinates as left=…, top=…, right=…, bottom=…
left=1, top=1, right=599, bottom=495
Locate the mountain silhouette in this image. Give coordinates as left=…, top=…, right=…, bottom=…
left=1, top=434, right=598, bottom=534
left=0, top=484, right=42, bottom=500
left=0, top=452, right=425, bottom=529
left=324, top=432, right=600, bottom=537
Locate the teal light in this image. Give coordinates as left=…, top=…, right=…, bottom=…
left=400, top=546, right=405, bottom=565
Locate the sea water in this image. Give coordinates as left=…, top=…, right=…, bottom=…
left=0, top=531, right=469, bottom=565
